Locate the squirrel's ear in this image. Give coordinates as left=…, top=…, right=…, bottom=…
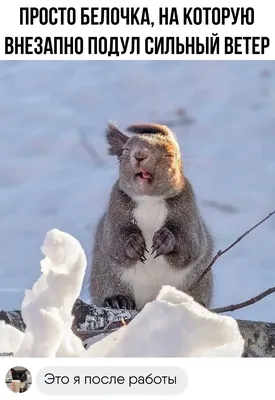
left=127, top=123, right=172, bottom=136
left=106, top=123, right=129, bottom=157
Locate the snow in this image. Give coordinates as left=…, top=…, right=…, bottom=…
left=86, top=285, right=244, bottom=357
left=0, top=61, right=275, bottom=323
left=0, top=229, right=86, bottom=357
left=0, top=229, right=244, bottom=357
left=0, top=321, right=24, bottom=354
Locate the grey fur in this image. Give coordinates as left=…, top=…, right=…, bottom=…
left=90, top=123, right=214, bottom=310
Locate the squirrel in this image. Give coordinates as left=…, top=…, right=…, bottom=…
left=90, top=122, right=214, bottom=311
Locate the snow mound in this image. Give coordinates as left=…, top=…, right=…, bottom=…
left=1, top=229, right=86, bottom=357
left=0, top=229, right=244, bottom=357
left=86, top=286, right=244, bottom=357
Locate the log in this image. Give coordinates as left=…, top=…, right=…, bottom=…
left=1, top=299, right=275, bottom=357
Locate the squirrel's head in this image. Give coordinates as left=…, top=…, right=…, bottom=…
left=106, top=122, right=184, bottom=198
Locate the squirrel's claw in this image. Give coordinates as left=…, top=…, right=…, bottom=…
left=103, top=295, right=136, bottom=310
left=151, top=243, right=160, bottom=256
left=125, top=233, right=148, bottom=263
left=151, top=246, right=161, bottom=259
left=140, top=254, right=147, bottom=263
left=151, top=227, right=176, bottom=258
left=125, top=232, right=147, bottom=262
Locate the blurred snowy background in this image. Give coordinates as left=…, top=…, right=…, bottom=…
left=0, top=60, right=274, bottom=323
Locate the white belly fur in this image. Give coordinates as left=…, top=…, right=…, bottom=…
left=122, top=195, right=188, bottom=310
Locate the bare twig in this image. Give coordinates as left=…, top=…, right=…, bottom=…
left=212, top=286, right=275, bottom=314
left=79, top=129, right=105, bottom=166
left=189, top=210, right=275, bottom=293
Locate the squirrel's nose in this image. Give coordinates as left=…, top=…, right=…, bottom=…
left=134, top=150, right=147, bottom=162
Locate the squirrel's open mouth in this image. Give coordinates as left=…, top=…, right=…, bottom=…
left=135, top=170, right=152, bottom=181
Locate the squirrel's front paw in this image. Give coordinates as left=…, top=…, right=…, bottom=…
left=152, top=227, right=176, bottom=258
left=103, top=295, right=136, bottom=310
left=125, top=233, right=148, bottom=263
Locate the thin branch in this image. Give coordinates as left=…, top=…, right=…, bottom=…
left=243, top=346, right=260, bottom=358
left=189, top=210, right=275, bottom=292
left=212, top=286, right=275, bottom=314
left=79, top=129, right=106, bottom=167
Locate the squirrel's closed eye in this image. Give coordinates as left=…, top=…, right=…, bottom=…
left=165, top=154, right=174, bottom=158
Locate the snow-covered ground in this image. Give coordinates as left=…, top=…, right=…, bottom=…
left=0, top=61, right=274, bottom=323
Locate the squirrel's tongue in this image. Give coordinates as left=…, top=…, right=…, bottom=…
left=141, top=171, right=151, bottom=180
